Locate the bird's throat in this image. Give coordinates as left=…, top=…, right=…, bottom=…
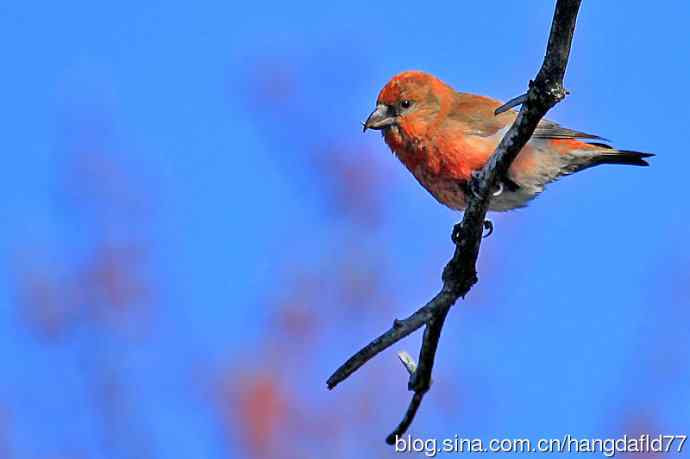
left=384, top=125, right=425, bottom=172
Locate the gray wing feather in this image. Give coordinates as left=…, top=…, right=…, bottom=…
left=533, top=119, right=608, bottom=142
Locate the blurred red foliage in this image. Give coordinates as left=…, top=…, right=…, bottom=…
left=219, top=370, right=290, bottom=458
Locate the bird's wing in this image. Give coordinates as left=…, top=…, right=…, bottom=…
left=451, top=92, right=607, bottom=142
left=448, top=92, right=515, bottom=137
left=533, top=119, right=607, bottom=142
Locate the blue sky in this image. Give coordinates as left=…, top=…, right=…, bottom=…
left=0, top=1, right=689, bottom=458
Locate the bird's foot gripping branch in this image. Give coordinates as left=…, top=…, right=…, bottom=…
left=327, top=0, right=583, bottom=445
left=451, top=220, right=493, bottom=245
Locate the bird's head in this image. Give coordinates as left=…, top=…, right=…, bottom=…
left=363, top=70, right=453, bottom=135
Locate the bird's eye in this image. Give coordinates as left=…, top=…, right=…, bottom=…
left=400, top=99, right=413, bottom=109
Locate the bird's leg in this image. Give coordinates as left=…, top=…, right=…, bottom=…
left=457, top=174, right=496, bottom=243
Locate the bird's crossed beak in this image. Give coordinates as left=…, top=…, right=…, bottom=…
left=362, top=104, right=396, bottom=132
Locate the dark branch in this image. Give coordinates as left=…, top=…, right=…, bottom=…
left=327, top=0, right=583, bottom=443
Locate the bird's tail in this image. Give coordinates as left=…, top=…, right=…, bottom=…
left=589, top=150, right=655, bottom=167
left=569, top=146, right=654, bottom=174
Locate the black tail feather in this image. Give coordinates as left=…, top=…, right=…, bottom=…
left=590, top=150, right=654, bottom=167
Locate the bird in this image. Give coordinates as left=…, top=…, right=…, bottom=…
left=363, top=70, right=653, bottom=212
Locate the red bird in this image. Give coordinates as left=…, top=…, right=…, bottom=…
left=364, top=71, right=652, bottom=211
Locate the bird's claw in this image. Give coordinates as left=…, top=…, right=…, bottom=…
left=452, top=219, right=493, bottom=243
left=482, top=220, right=494, bottom=238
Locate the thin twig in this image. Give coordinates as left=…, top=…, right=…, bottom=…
left=327, top=0, right=583, bottom=444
